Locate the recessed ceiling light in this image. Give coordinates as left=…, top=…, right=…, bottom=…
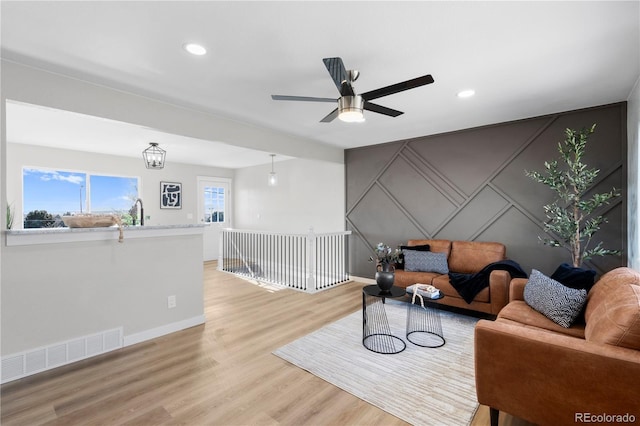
left=457, top=89, right=475, bottom=98
left=183, top=43, right=207, bottom=56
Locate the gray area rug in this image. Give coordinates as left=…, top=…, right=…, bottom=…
left=273, top=299, right=480, bottom=425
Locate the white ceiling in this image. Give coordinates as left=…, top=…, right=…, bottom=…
left=5, top=100, right=293, bottom=169
left=2, top=1, right=639, bottom=168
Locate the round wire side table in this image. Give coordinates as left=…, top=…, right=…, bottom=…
left=362, top=285, right=407, bottom=354
left=406, top=292, right=446, bottom=348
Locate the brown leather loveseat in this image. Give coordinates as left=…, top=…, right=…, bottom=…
left=393, top=239, right=516, bottom=316
left=475, top=267, right=640, bottom=426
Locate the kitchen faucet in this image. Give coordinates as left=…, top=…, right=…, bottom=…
left=133, top=198, right=144, bottom=226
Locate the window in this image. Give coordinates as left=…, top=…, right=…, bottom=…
left=89, top=174, right=138, bottom=213
left=203, top=186, right=225, bottom=223
left=22, top=168, right=138, bottom=228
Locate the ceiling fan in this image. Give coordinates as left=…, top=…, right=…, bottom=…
left=271, top=57, right=434, bottom=123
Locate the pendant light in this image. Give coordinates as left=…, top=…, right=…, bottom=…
left=142, top=142, right=166, bottom=169
left=268, top=154, right=278, bottom=186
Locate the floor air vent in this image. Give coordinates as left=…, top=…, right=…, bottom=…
left=1, top=327, right=123, bottom=384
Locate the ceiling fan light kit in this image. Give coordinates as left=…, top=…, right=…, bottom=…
left=338, top=95, right=365, bottom=122
left=271, top=57, right=434, bottom=123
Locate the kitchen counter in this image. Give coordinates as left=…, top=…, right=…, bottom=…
left=5, top=224, right=206, bottom=246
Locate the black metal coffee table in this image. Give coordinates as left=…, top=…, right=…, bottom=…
left=362, top=285, right=407, bottom=354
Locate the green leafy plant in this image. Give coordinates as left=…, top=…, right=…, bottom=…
left=6, top=202, right=14, bottom=230
left=526, top=124, right=621, bottom=267
left=368, top=242, right=402, bottom=269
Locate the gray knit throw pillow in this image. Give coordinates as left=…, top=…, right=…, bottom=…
left=524, top=269, right=587, bottom=328
left=403, top=250, right=449, bottom=274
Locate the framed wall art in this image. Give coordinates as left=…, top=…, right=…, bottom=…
left=160, top=181, right=182, bottom=209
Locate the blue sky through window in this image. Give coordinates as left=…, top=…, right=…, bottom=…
left=23, top=168, right=138, bottom=216
left=90, top=175, right=138, bottom=213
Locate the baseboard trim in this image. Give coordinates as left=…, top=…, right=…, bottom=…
left=1, top=315, right=206, bottom=384
left=350, top=275, right=376, bottom=285
left=123, top=315, right=206, bottom=347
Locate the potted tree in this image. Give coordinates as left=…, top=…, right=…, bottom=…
left=526, top=124, right=621, bottom=271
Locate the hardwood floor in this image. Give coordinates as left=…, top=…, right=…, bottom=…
left=1, top=262, right=533, bottom=425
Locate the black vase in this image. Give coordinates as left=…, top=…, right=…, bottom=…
left=375, top=262, right=395, bottom=293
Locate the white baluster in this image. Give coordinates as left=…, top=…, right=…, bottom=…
left=306, top=227, right=316, bottom=292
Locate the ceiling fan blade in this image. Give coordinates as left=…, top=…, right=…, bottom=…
left=320, top=108, right=339, bottom=123
left=323, top=57, right=355, bottom=96
left=361, top=74, right=435, bottom=101
left=364, top=101, right=404, bottom=117
left=271, top=95, right=337, bottom=103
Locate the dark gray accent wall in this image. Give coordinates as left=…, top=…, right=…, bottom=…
left=346, top=103, right=627, bottom=279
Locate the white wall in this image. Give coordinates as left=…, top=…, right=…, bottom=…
left=7, top=143, right=234, bottom=228
left=1, top=57, right=346, bottom=240
left=2, top=231, right=204, bottom=356
left=627, top=76, right=640, bottom=270
left=0, top=58, right=346, bottom=369
left=234, top=158, right=345, bottom=234
left=2, top=142, right=224, bottom=358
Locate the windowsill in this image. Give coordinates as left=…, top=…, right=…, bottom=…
left=5, top=224, right=206, bottom=246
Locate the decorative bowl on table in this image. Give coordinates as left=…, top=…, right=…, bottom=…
left=62, top=214, right=118, bottom=228
left=62, top=214, right=124, bottom=242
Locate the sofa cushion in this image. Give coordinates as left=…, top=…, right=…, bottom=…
left=401, top=244, right=430, bottom=252
left=550, top=263, right=597, bottom=291
left=432, top=274, right=490, bottom=302
left=396, top=244, right=430, bottom=269
left=407, top=239, right=451, bottom=257
left=448, top=241, right=506, bottom=274
left=584, top=267, right=640, bottom=350
left=524, top=269, right=587, bottom=328
left=498, top=301, right=586, bottom=339
left=403, top=250, right=449, bottom=274
left=393, top=270, right=440, bottom=288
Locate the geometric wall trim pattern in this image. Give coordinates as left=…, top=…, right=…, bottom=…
left=346, top=102, right=627, bottom=279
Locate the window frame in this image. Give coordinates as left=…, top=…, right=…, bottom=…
left=21, top=166, right=140, bottom=228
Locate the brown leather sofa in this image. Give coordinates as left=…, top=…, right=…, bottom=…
left=475, top=267, right=640, bottom=426
left=393, top=239, right=510, bottom=316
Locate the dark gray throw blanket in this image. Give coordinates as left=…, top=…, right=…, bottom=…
left=448, top=259, right=528, bottom=304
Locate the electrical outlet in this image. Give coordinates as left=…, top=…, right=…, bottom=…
left=168, top=295, right=176, bottom=309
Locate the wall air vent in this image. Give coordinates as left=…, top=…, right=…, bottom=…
left=1, top=327, right=123, bottom=384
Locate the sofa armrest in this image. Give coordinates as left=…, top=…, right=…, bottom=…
left=509, top=277, right=528, bottom=302
left=475, top=319, right=640, bottom=425
left=488, top=270, right=510, bottom=315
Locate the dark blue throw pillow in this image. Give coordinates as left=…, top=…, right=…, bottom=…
left=550, top=263, right=596, bottom=292
left=396, top=244, right=430, bottom=270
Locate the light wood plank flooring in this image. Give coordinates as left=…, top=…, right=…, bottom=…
left=1, top=261, right=533, bottom=425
